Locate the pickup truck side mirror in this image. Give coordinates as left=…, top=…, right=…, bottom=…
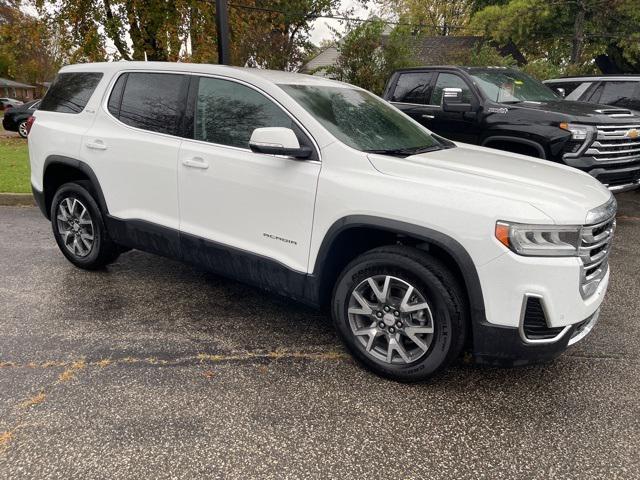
left=442, top=87, right=473, bottom=112
left=249, top=127, right=312, bottom=159
left=555, top=87, right=566, bottom=98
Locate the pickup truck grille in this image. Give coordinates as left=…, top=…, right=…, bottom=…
left=585, top=125, right=640, bottom=162
left=579, top=215, right=616, bottom=298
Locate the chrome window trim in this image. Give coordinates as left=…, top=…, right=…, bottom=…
left=390, top=101, right=440, bottom=108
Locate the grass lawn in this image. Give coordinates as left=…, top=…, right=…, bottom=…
left=0, top=119, right=30, bottom=193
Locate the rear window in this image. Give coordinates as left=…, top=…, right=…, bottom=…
left=39, top=72, right=103, bottom=114
left=391, top=72, right=433, bottom=104
left=108, top=72, right=188, bottom=136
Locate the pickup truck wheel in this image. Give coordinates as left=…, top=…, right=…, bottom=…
left=50, top=182, right=120, bottom=270
left=331, top=245, right=467, bottom=382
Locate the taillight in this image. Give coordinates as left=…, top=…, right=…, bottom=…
left=26, top=115, right=36, bottom=135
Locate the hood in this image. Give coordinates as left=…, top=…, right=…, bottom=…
left=367, top=143, right=612, bottom=224
left=495, top=100, right=640, bottom=125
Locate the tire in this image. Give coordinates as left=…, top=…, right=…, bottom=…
left=331, top=245, right=467, bottom=382
left=18, top=121, right=28, bottom=138
left=50, top=182, right=121, bottom=270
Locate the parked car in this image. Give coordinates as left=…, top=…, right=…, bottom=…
left=2, top=99, right=39, bottom=137
left=544, top=75, right=640, bottom=112
left=0, top=97, right=23, bottom=110
left=28, top=62, right=615, bottom=382
left=383, top=66, right=640, bottom=192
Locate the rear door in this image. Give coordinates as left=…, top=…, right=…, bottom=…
left=81, top=71, right=189, bottom=238
left=387, top=71, right=437, bottom=127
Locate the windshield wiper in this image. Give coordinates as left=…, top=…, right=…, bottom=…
left=365, top=145, right=443, bottom=157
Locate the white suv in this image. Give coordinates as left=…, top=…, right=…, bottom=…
left=28, top=62, right=616, bottom=381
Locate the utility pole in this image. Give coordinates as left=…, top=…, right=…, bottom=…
left=215, top=0, right=231, bottom=65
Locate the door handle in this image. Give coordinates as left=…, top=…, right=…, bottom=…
left=182, top=157, right=209, bottom=169
left=86, top=140, right=107, bottom=150
left=421, top=114, right=435, bottom=119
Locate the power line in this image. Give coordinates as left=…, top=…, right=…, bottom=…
left=227, top=2, right=635, bottom=40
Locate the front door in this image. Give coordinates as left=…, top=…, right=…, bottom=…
left=421, top=72, right=480, bottom=144
left=177, top=76, right=321, bottom=278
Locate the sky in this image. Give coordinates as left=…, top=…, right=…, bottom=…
left=308, top=0, right=375, bottom=45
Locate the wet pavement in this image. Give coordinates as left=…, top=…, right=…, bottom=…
left=1, top=192, right=639, bottom=479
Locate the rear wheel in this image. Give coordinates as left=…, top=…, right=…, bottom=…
left=18, top=121, right=28, bottom=138
left=51, top=182, right=120, bottom=269
left=331, top=245, right=467, bottom=382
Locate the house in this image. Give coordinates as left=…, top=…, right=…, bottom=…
left=0, top=78, right=37, bottom=100
left=301, top=35, right=525, bottom=77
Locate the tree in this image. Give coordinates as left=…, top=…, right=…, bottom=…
left=0, top=3, right=62, bottom=82
left=35, top=0, right=341, bottom=70
left=471, top=0, right=640, bottom=74
left=377, top=0, right=475, bottom=36
left=325, top=19, right=418, bottom=95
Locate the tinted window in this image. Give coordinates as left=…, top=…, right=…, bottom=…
left=565, top=82, right=593, bottom=101
left=391, top=72, right=433, bottom=104
left=599, top=82, right=640, bottom=110
left=117, top=72, right=187, bottom=136
left=195, top=77, right=293, bottom=148
left=280, top=84, right=441, bottom=152
left=431, top=73, right=472, bottom=105
left=39, top=72, right=103, bottom=114
left=546, top=81, right=582, bottom=97
left=107, top=74, right=127, bottom=117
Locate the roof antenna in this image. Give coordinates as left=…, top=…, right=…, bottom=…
left=144, top=51, right=148, bottom=62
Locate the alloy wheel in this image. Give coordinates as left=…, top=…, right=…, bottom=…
left=56, top=197, right=95, bottom=257
left=18, top=121, right=28, bottom=138
left=348, top=275, right=434, bottom=364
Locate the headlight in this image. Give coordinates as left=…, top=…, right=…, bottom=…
left=495, top=222, right=581, bottom=257
left=559, top=122, right=595, bottom=141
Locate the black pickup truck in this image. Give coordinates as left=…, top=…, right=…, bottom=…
left=383, top=66, right=640, bottom=192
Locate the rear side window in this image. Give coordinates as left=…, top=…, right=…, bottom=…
left=109, top=72, right=188, bottom=136
left=194, top=77, right=294, bottom=148
left=391, top=72, right=433, bottom=104
left=565, top=82, right=593, bottom=101
left=598, top=81, right=640, bottom=110
left=39, top=72, right=103, bottom=114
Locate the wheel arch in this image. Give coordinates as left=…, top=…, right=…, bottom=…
left=42, top=156, right=108, bottom=220
left=481, top=135, right=547, bottom=159
left=311, top=216, right=486, bottom=330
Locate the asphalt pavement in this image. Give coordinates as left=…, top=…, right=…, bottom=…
left=1, top=192, right=639, bottom=479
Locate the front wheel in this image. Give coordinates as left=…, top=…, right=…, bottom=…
left=331, top=246, right=468, bottom=382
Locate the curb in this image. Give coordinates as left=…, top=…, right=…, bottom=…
left=0, top=193, right=35, bottom=206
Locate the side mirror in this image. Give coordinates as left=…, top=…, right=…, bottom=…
left=555, top=87, right=566, bottom=98
left=442, top=87, right=473, bottom=112
left=249, top=127, right=312, bottom=159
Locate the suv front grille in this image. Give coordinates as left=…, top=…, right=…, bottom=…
left=579, top=215, right=616, bottom=298
left=585, top=125, right=640, bottom=163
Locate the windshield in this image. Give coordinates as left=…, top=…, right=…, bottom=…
left=469, top=70, right=559, bottom=103
left=279, top=84, right=443, bottom=153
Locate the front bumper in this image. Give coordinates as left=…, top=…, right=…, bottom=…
left=32, top=185, right=48, bottom=218
left=473, top=308, right=600, bottom=366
